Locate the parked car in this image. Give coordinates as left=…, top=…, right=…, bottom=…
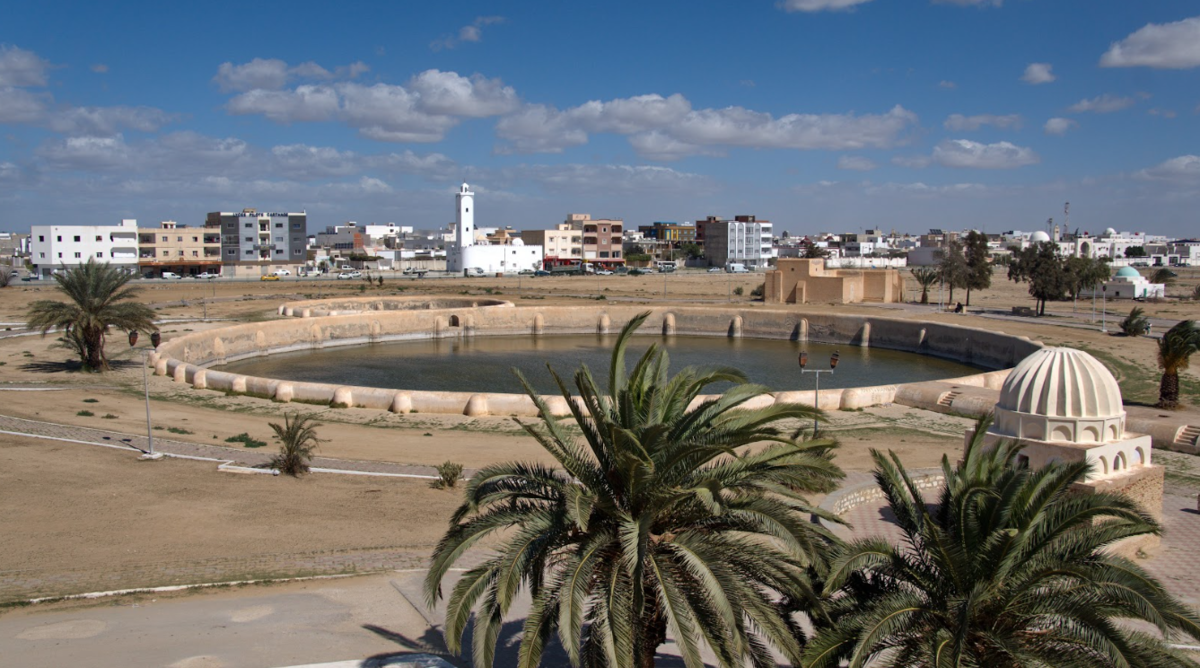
left=193, top=272, right=219, bottom=279
left=161, top=272, right=182, bottom=279
left=260, top=274, right=280, bottom=281
left=533, top=270, right=552, bottom=277
left=272, top=269, right=291, bottom=276
left=465, top=267, right=486, bottom=277
left=596, top=269, right=614, bottom=276
left=708, top=267, right=723, bottom=273
left=518, top=269, right=535, bottom=276
left=336, top=271, right=361, bottom=280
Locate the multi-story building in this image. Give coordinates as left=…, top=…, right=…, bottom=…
left=137, top=221, right=221, bottom=277
left=30, top=219, right=139, bottom=277
left=696, top=215, right=775, bottom=269
left=206, top=209, right=307, bottom=277
left=563, top=213, right=624, bottom=267
left=521, top=224, right=583, bottom=267
left=637, top=222, right=696, bottom=244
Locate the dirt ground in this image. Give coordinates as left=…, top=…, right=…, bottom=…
left=0, top=268, right=1197, bottom=602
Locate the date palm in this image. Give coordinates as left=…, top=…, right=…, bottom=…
left=26, top=259, right=157, bottom=371
left=803, top=415, right=1200, bottom=668
left=910, top=267, right=939, bottom=304
left=268, top=412, right=322, bottom=477
left=1157, top=320, right=1200, bottom=410
left=425, top=311, right=845, bottom=668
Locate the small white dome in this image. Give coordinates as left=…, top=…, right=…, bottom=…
left=510, top=238, right=525, bottom=246
left=999, top=348, right=1122, bottom=418
left=1105, top=227, right=1117, bottom=236
left=1030, top=231, right=1051, bottom=243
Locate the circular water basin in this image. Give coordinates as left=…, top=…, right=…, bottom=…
left=216, top=334, right=984, bottom=395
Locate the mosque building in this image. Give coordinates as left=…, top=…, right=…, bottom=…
left=446, top=183, right=544, bottom=275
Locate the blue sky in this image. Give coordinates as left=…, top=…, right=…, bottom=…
left=1, top=1, right=1198, bottom=237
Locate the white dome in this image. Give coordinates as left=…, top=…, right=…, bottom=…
left=994, top=347, right=1126, bottom=444
left=1105, top=227, right=1117, bottom=236
left=1030, top=231, right=1051, bottom=243
left=510, top=238, right=525, bottom=246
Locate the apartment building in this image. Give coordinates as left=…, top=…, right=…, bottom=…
left=137, top=221, right=221, bottom=277
left=521, top=223, right=583, bottom=266
left=206, top=209, right=307, bottom=277
left=696, top=215, right=775, bottom=269
left=30, top=219, right=139, bottom=277
left=563, top=213, right=624, bottom=267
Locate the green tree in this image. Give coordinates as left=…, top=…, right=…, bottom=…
left=1007, top=241, right=1069, bottom=316
left=27, top=259, right=158, bottom=371
left=1125, top=246, right=1148, bottom=258
left=938, top=239, right=969, bottom=305
left=804, top=243, right=830, bottom=259
left=1157, top=320, right=1200, bottom=409
left=268, top=412, right=322, bottom=477
left=425, top=312, right=844, bottom=668
left=1151, top=267, right=1178, bottom=288
left=962, top=231, right=991, bottom=306
left=910, top=267, right=939, bottom=304
left=1065, top=256, right=1111, bottom=313
left=680, top=242, right=703, bottom=259
left=804, top=415, right=1200, bottom=668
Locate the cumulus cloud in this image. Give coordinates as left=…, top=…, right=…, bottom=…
left=1043, top=117, right=1077, bottom=135
left=777, top=0, right=874, bottom=12
left=226, top=70, right=518, bottom=143
left=497, top=94, right=918, bottom=157
left=46, top=106, right=176, bottom=135
left=938, top=80, right=957, bottom=89
left=1148, top=108, right=1177, bottom=119
left=837, top=155, right=877, bottom=171
left=1100, top=16, right=1200, bottom=69
left=931, top=0, right=1002, bottom=6
left=1135, top=155, right=1200, bottom=182
left=213, top=57, right=369, bottom=93
left=1021, top=62, right=1056, bottom=84
left=492, top=163, right=713, bottom=195
left=891, top=155, right=932, bottom=168
left=943, top=113, right=1021, bottom=131
left=0, top=45, right=50, bottom=87
left=1067, top=94, right=1135, bottom=114
left=932, top=139, right=1039, bottom=169
left=0, top=86, right=50, bottom=123
left=431, top=16, right=506, bottom=51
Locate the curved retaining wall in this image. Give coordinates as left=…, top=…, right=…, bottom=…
left=150, top=304, right=1041, bottom=417
left=276, top=296, right=512, bottom=318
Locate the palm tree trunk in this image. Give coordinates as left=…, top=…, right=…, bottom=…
left=85, top=326, right=106, bottom=371
left=920, top=288, right=929, bottom=304
left=636, top=602, right=667, bottom=668
left=1158, top=371, right=1179, bottom=409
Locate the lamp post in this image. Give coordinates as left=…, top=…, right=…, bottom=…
left=1101, top=285, right=1108, bottom=333
left=799, top=349, right=840, bottom=437
left=129, top=330, right=163, bottom=460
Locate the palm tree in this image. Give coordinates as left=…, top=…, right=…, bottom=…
left=1120, top=306, right=1150, bottom=337
left=268, top=412, right=322, bottom=476
left=803, top=415, right=1200, bottom=668
left=26, top=259, right=157, bottom=371
left=910, top=267, right=939, bottom=304
left=1157, top=320, right=1200, bottom=410
left=425, top=312, right=845, bottom=668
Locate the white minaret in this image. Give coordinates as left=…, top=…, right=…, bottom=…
left=456, top=183, right=475, bottom=250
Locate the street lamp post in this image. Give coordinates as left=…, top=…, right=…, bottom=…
left=129, top=330, right=163, bottom=460
left=1101, top=285, right=1108, bottom=333
left=799, top=350, right=840, bottom=437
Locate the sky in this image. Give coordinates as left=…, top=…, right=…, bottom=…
left=1, top=1, right=1198, bottom=237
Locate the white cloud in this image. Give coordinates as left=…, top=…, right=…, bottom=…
left=226, top=70, right=517, bottom=143
left=943, top=113, right=1021, bottom=131
left=627, top=132, right=723, bottom=161
left=0, top=86, right=49, bottom=123
left=46, top=106, right=176, bottom=135
left=431, top=16, right=506, bottom=51
left=1067, top=94, right=1135, bottom=114
left=1100, top=16, right=1200, bottom=69
left=1135, top=155, right=1200, bottom=182
left=497, top=94, right=918, bottom=157
left=213, top=58, right=369, bottom=93
left=837, top=155, right=877, bottom=171
left=493, top=163, right=713, bottom=195
left=777, top=0, right=874, bottom=12
left=90, top=64, right=108, bottom=74
left=891, top=154, right=932, bottom=168
left=932, top=139, right=1039, bottom=169
left=1148, top=108, right=1177, bottom=119
left=1043, top=117, right=1077, bottom=135
left=931, top=0, right=1002, bottom=6
left=38, top=134, right=134, bottom=170
left=0, top=45, right=50, bottom=87
left=1021, top=62, right=1056, bottom=84
left=938, top=80, right=957, bottom=89
left=864, top=181, right=994, bottom=197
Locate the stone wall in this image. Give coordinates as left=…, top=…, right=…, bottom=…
left=150, top=303, right=1041, bottom=417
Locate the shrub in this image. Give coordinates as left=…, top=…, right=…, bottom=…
left=0, top=267, right=12, bottom=288
left=76, top=410, right=94, bottom=417
left=268, top=413, right=322, bottom=477
left=82, top=398, right=99, bottom=403
left=733, top=286, right=744, bottom=296
left=1120, top=306, right=1150, bottom=337
left=102, top=413, right=118, bottom=419
left=750, top=282, right=765, bottom=298
left=435, top=460, right=464, bottom=489
left=167, top=427, right=193, bottom=434
left=225, top=432, right=267, bottom=448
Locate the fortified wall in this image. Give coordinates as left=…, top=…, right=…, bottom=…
left=763, top=258, right=903, bottom=305
left=148, top=301, right=1039, bottom=418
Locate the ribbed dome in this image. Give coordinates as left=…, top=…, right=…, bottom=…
left=998, top=348, right=1123, bottom=419
left=1116, top=266, right=1140, bottom=279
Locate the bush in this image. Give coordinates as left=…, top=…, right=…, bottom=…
left=750, top=283, right=765, bottom=298
left=0, top=267, right=12, bottom=288
left=733, top=286, right=744, bottom=296
left=76, top=410, right=94, bottom=417
left=102, top=413, right=118, bottom=419
left=268, top=413, right=322, bottom=477
left=435, top=460, right=464, bottom=489
left=225, top=432, right=267, bottom=448
left=1120, top=307, right=1150, bottom=337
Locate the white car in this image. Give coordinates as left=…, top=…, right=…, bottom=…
left=193, top=272, right=219, bottom=279
left=336, top=271, right=362, bottom=280
left=596, top=269, right=614, bottom=276
left=161, top=272, right=182, bottom=279
left=272, top=269, right=291, bottom=276
left=708, top=267, right=723, bottom=273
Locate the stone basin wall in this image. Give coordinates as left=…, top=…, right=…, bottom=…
left=150, top=304, right=1040, bottom=417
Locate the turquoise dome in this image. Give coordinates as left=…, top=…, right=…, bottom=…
left=1116, top=266, right=1140, bottom=279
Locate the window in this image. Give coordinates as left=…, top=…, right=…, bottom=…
left=292, top=223, right=301, bottom=229
left=74, top=236, right=81, bottom=242
left=177, top=236, right=183, bottom=242
left=74, top=252, right=81, bottom=258
left=161, top=236, right=168, bottom=242
left=57, top=236, right=62, bottom=242
left=226, top=249, right=236, bottom=255
left=275, top=236, right=283, bottom=242
left=39, top=235, right=45, bottom=242
left=244, top=250, right=254, bottom=255
left=192, top=250, right=199, bottom=257
left=39, top=252, right=45, bottom=258
left=245, top=237, right=253, bottom=242
left=275, top=249, right=283, bottom=255
left=294, top=249, right=302, bottom=255
left=613, top=250, right=621, bottom=258
left=192, top=236, right=198, bottom=242
left=275, top=223, right=283, bottom=229
left=177, top=250, right=184, bottom=256
left=162, top=250, right=169, bottom=257
left=244, top=222, right=253, bottom=229
left=95, top=235, right=102, bottom=242
left=57, top=252, right=63, bottom=258
left=96, top=251, right=103, bottom=257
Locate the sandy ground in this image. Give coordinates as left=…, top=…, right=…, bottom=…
left=0, top=268, right=1197, bottom=603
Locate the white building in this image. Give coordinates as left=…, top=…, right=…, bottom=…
left=30, top=219, right=139, bottom=277
left=1087, top=265, right=1166, bottom=300
left=700, top=216, right=775, bottom=269
left=446, top=183, right=543, bottom=275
